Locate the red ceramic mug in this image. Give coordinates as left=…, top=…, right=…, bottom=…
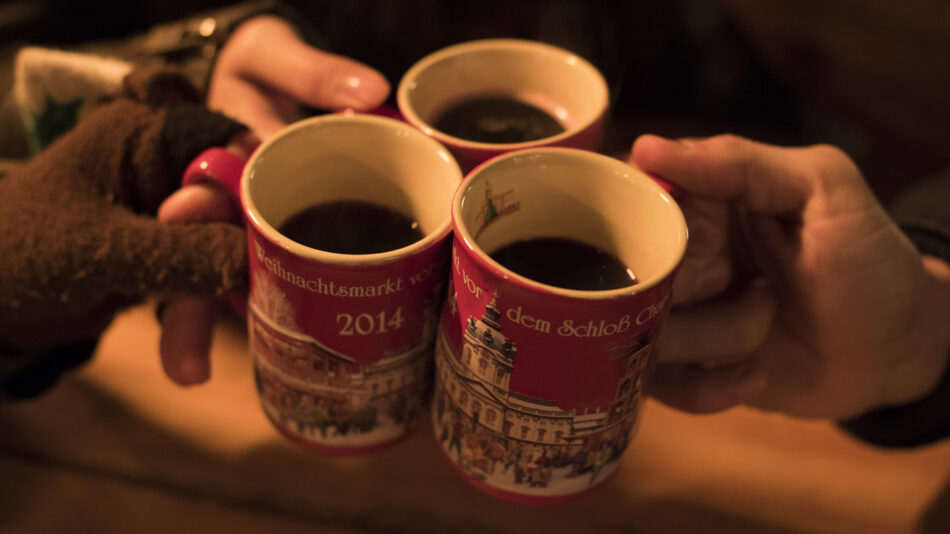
left=432, top=148, right=687, bottom=504
left=184, top=114, right=463, bottom=455
left=397, top=39, right=609, bottom=173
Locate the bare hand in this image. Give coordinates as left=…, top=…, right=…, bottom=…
left=633, top=134, right=950, bottom=418
left=207, top=15, right=390, bottom=139
left=155, top=15, right=392, bottom=386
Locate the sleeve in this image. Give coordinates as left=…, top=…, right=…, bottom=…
left=839, top=170, right=950, bottom=447
left=888, top=172, right=950, bottom=263
left=0, top=1, right=314, bottom=161
left=130, top=0, right=322, bottom=96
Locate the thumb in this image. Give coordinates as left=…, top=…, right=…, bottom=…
left=631, top=134, right=817, bottom=214
left=100, top=206, right=248, bottom=298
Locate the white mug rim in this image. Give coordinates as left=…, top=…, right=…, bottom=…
left=242, top=114, right=461, bottom=266
left=397, top=38, right=609, bottom=151
left=453, top=147, right=688, bottom=300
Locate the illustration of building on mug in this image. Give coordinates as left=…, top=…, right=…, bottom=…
left=250, top=272, right=436, bottom=446
left=433, top=292, right=652, bottom=492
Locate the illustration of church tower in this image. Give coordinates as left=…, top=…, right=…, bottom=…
left=483, top=180, right=499, bottom=225
left=460, top=292, right=516, bottom=394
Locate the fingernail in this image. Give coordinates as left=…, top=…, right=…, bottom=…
left=337, top=69, right=390, bottom=110
left=177, top=357, right=210, bottom=386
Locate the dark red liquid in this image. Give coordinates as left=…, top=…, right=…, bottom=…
left=432, top=96, right=565, bottom=144
left=277, top=200, right=423, bottom=254
left=489, top=237, right=635, bottom=291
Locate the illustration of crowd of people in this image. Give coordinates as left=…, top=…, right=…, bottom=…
left=254, top=363, right=422, bottom=441
left=434, top=394, right=631, bottom=488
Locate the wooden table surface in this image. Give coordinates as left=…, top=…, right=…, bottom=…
left=2, top=303, right=949, bottom=534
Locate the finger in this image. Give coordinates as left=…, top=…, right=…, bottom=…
left=159, top=297, right=218, bottom=385
left=158, top=134, right=254, bottom=228
left=228, top=130, right=261, bottom=159
left=659, top=279, right=777, bottom=364
left=671, top=198, right=733, bottom=305
left=631, top=134, right=812, bottom=213
left=740, top=211, right=799, bottom=284
left=157, top=183, right=238, bottom=223
left=648, top=359, right=767, bottom=414
left=208, top=76, right=296, bottom=139
left=680, top=196, right=729, bottom=256
left=223, top=16, right=390, bottom=111
left=671, top=253, right=732, bottom=305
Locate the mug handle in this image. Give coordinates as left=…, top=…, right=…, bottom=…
left=182, top=147, right=247, bottom=219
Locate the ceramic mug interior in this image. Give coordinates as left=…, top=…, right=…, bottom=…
left=398, top=39, right=608, bottom=150
left=243, top=114, right=462, bottom=263
left=455, top=148, right=687, bottom=296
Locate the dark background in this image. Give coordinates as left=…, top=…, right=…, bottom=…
left=2, top=0, right=949, bottom=202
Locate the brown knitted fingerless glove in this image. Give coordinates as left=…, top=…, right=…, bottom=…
left=0, top=66, right=248, bottom=398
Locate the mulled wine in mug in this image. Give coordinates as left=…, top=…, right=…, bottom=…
left=183, top=114, right=462, bottom=455
left=397, top=39, right=609, bottom=172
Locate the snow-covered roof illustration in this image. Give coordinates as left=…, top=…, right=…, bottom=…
left=250, top=303, right=355, bottom=364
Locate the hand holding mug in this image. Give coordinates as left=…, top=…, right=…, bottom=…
left=183, top=114, right=462, bottom=454
left=158, top=14, right=392, bottom=386
left=634, top=134, right=950, bottom=419
left=208, top=15, right=390, bottom=140
left=434, top=148, right=686, bottom=503
left=0, top=67, right=248, bottom=397
left=156, top=132, right=258, bottom=386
